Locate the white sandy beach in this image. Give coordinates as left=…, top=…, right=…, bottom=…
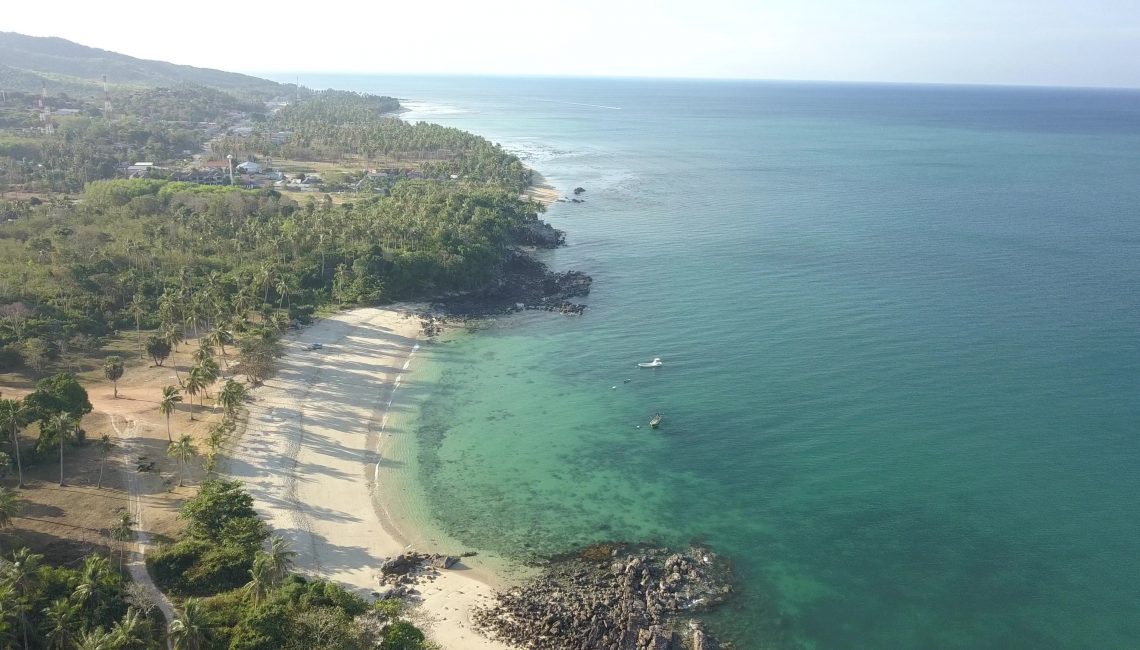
left=225, top=307, right=513, bottom=650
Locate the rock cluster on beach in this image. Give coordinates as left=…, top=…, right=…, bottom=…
left=472, top=544, right=735, bottom=650
left=372, top=551, right=464, bottom=600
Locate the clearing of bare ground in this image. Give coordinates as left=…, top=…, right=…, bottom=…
left=472, top=543, right=736, bottom=650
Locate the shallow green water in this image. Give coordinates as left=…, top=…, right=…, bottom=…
left=293, top=76, right=1140, bottom=648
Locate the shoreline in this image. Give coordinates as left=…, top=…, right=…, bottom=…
left=224, top=306, right=516, bottom=649
left=526, top=170, right=562, bottom=206
left=221, top=136, right=568, bottom=647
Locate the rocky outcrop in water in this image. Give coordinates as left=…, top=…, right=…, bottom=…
left=433, top=251, right=591, bottom=317
left=473, top=544, right=734, bottom=650
left=514, top=221, right=567, bottom=247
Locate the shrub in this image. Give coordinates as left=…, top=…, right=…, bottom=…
left=180, top=479, right=258, bottom=539
left=296, top=580, right=370, bottom=617
left=149, top=539, right=210, bottom=592
left=0, top=344, right=22, bottom=371
left=228, top=602, right=290, bottom=650
left=150, top=539, right=255, bottom=596
left=184, top=544, right=254, bottom=595
left=381, top=621, right=427, bottom=650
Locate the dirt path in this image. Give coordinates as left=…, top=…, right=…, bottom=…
left=107, top=411, right=177, bottom=637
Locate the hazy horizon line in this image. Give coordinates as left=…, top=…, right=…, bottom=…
left=245, top=71, right=1140, bottom=93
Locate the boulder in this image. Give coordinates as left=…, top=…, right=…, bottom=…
left=637, top=626, right=674, bottom=650
left=379, top=553, right=420, bottom=577
left=432, top=555, right=460, bottom=569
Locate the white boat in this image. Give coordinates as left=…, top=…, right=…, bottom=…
left=638, top=357, right=663, bottom=368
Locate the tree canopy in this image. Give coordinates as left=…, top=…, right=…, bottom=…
left=23, top=373, right=93, bottom=422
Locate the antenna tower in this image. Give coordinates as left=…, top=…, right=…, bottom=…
left=39, top=84, right=54, bottom=134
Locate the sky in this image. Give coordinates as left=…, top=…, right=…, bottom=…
left=4, top=0, right=1140, bottom=88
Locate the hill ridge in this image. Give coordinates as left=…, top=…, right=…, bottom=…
left=0, top=31, right=284, bottom=96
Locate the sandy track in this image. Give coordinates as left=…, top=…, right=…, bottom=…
left=109, top=412, right=176, bottom=647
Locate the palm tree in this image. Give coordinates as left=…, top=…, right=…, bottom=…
left=163, top=325, right=185, bottom=384
left=75, top=625, right=116, bottom=650
left=96, top=434, right=115, bottom=488
left=184, top=370, right=205, bottom=421
left=103, top=355, right=124, bottom=398
left=168, top=435, right=198, bottom=487
left=243, top=553, right=273, bottom=605
left=5, top=548, right=42, bottom=649
left=110, top=512, right=134, bottom=571
left=264, top=536, right=296, bottom=584
left=206, top=325, right=233, bottom=369
left=159, top=385, right=182, bottom=442
left=0, top=398, right=28, bottom=487
left=257, top=262, right=273, bottom=304
left=128, top=293, right=146, bottom=360
left=43, top=597, right=78, bottom=650
left=195, top=357, right=220, bottom=400
left=231, top=288, right=251, bottom=326
left=275, top=277, right=291, bottom=310
left=169, top=598, right=209, bottom=650
left=72, top=555, right=111, bottom=617
left=50, top=413, right=78, bottom=486
left=0, top=487, right=22, bottom=527
left=191, top=344, right=213, bottom=366
left=110, top=607, right=146, bottom=649
left=206, top=419, right=231, bottom=454
left=0, top=584, right=18, bottom=648
left=218, top=380, right=246, bottom=418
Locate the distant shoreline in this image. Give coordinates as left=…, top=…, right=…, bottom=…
left=527, top=171, right=561, bottom=206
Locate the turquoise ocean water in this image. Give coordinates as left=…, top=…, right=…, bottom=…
left=282, top=76, right=1140, bottom=648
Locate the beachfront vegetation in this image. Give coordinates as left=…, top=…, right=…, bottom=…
left=150, top=480, right=434, bottom=649
left=0, top=178, right=543, bottom=374
left=0, top=546, right=164, bottom=649
left=1, top=41, right=525, bottom=649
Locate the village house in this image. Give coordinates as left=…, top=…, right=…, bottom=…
left=126, top=162, right=155, bottom=178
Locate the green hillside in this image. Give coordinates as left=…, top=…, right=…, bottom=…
left=0, top=31, right=284, bottom=96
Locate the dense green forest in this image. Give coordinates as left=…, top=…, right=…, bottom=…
left=0, top=543, right=164, bottom=648
left=0, top=178, right=546, bottom=372
left=0, top=114, right=202, bottom=193
left=110, top=86, right=267, bottom=123
left=0, top=57, right=551, bottom=375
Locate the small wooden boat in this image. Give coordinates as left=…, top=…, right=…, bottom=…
left=649, top=413, right=664, bottom=429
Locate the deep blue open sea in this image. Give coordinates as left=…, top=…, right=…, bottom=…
left=283, top=75, right=1140, bottom=648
